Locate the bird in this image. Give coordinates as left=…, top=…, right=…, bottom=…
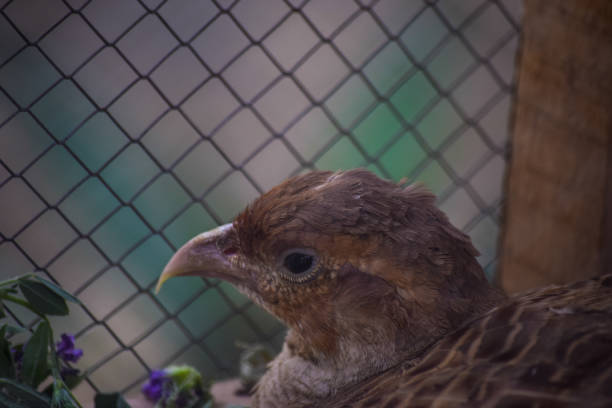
left=156, top=169, right=612, bottom=407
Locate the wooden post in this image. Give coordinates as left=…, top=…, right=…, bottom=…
left=603, top=128, right=612, bottom=276
left=499, top=0, right=612, bottom=293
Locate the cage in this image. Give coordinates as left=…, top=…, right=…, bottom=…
left=0, top=0, right=521, bottom=403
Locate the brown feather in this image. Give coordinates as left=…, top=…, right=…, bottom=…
left=326, top=274, right=612, bottom=407
left=165, top=169, right=612, bottom=407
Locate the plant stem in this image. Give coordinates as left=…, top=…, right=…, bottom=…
left=0, top=274, right=35, bottom=289
left=1, top=293, right=47, bottom=319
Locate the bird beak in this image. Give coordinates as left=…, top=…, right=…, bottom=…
left=155, top=223, right=239, bottom=293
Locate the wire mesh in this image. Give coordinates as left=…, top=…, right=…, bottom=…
left=0, top=0, right=521, bottom=401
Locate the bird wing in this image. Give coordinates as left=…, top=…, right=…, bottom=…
left=326, top=274, right=612, bottom=407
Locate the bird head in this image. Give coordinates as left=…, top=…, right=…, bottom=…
left=157, top=169, right=503, bottom=364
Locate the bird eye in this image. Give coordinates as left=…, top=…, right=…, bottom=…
left=284, top=253, right=313, bottom=274
left=280, top=249, right=319, bottom=283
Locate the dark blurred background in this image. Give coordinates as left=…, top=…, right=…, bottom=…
left=0, top=0, right=521, bottom=401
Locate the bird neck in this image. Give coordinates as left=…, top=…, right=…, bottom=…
left=254, top=260, right=506, bottom=407
left=254, top=328, right=414, bottom=407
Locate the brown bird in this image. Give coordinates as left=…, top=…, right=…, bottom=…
left=157, top=169, right=612, bottom=407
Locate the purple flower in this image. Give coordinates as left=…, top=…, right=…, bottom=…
left=10, top=347, right=23, bottom=364
left=55, top=333, right=83, bottom=363
left=10, top=346, right=24, bottom=376
left=142, top=369, right=171, bottom=402
left=142, top=365, right=209, bottom=407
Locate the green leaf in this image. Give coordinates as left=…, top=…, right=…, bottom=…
left=31, top=276, right=81, bottom=305
left=51, top=385, right=80, bottom=408
left=18, top=281, right=68, bottom=316
left=0, top=287, right=18, bottom=295
left=0, top=326, right=15, bottom=378
left=94, top=393, right=132, bottom=408
left=0, top=392, right=30, bottom=408
left=22, top=321, right=51, bottom=387
left=46, top=345, right=83, bottom=406
left=47, top=337, right=63, bottom=383
left=0, top=378, right=50, bottom=408
left=2, top=324, right=26, bottom=337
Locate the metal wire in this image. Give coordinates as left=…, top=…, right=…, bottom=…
left=0, top=0, right=520, bottom=398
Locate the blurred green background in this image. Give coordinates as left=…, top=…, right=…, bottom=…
left=0, top=0, right=520, bottom=401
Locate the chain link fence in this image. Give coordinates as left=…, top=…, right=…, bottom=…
left=0, top=0, right=521, bottom=401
